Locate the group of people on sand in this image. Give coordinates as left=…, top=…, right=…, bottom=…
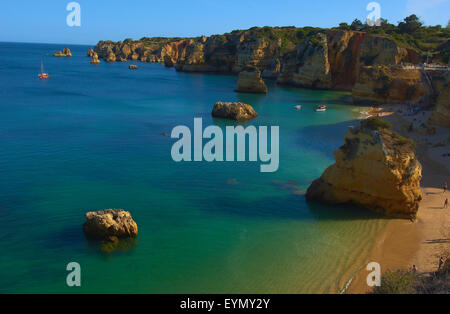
left=411, top=184, right=449, bottom=274
left=412, top=257, right=447, bottom=275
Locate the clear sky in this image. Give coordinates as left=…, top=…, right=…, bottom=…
left=1, top=0, right=449, bottom=45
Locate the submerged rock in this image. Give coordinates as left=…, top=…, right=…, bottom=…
left=100, top=236, right=137, bottom=254
left=306, top=118, right=422, bottom=219
left=54, top=48, right=72, bottom=57
left=83, top=209, right=138, bottom=240
left=212, top=102, right=258, bottom=121
left=235, top=66, right=268, bottom=94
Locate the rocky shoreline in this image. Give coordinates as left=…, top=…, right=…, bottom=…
left=88, top=26, right=447, bottom=106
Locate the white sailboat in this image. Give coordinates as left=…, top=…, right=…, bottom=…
left=38, top=60, right=49, bottom=79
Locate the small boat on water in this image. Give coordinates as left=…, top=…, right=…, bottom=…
left=38, top=60, right=50, bottom=79
left=294, top=105, right=302, bottom=110
left=315, top=105, right=327, bottom=112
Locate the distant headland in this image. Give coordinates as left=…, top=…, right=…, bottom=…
left=88, top=15, right=448, bottom=112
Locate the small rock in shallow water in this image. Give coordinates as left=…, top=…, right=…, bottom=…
left=212, top=102, right=258, bottom=121
left=83, top=209, right=138, bottom=240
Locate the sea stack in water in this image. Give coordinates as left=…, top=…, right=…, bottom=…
left=54, top=48, right=72, bottom=57
left=212, top=102, right=258, bottom=121
left=90, top=53, right=101, bottom=64
left=87, top=48, right=96, bottom=57
left=306, top=118, right=422, bottom=219
left=235, top=66, right=268, bottom=94
left=83, top=209, right=138, bottom=240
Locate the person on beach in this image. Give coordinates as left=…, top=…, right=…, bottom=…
left=445, top=198, right=448, bottom=209
left=438, top=257, right=444, bottom=270
left=444, top=182, right=448, bottom=193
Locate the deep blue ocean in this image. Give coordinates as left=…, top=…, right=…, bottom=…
left=0, top=42, right=386, bottom=293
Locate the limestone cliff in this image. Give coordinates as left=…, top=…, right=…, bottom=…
left=306, top=118, right=422, bottom=219
left=277, top=33, right=332, bottom=89
left=89, top=27, right=443, bottom=104
left=429, top=72, right=450, bottom=128
left=90, top=30, right=420, bottom=81
left=352, top=66, right=430, bottom=105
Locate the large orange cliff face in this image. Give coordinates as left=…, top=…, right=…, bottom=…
left=328, top=31, right=365, bottom=90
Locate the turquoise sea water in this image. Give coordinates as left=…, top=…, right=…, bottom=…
left=0, top=42, right=386, bottom=293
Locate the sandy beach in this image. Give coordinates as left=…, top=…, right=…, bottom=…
left=348, top=105, right=450, bottom=294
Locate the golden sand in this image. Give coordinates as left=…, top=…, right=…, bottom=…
left=347, top=105, right=449, bottom=293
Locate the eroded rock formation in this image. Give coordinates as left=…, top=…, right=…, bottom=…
left=90, top=53, right=101, bottom=64
left=87, top=27, right=445, bottom=104
left=306, top=118, right=422, bottom=219
left=83, top=209, right=138, bottom=240
left=212, top=102, right=258, bottom=121
left=54, top=48, right=72, bottom=57
left=235, top=66, right=268, bottom=94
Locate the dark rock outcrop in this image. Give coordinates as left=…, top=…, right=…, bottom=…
left=164, top=55, right=174, bottom=67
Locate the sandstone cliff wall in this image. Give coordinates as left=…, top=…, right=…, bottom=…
left=91, top=28, right=444, bottom=105
left=429, top=72, right=450, bottom=127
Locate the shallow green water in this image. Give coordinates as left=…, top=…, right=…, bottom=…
left=0, top=42, right=386, bottom=293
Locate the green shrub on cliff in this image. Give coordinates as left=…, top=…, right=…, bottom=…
left=372, top=264, right=450, bottom=294
left=358, top=15, right=450, bottom=62
left=362, top=117, right=393, bottom=131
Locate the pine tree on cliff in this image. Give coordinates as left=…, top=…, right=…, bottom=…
left=350, top=19, right=364, bottom=31
left=398, top=14, right=423, bottom=34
